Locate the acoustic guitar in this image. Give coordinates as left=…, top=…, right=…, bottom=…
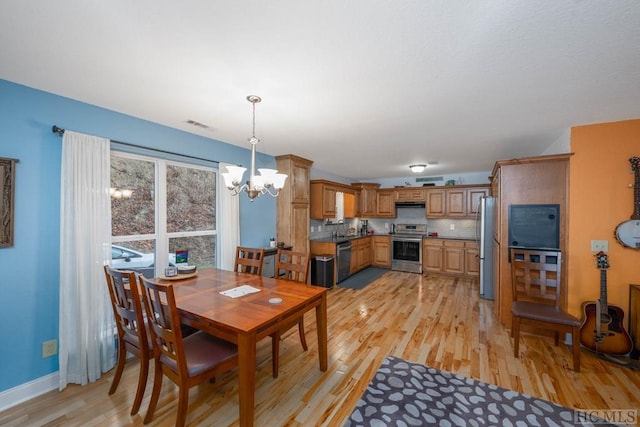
left=580, top=252, right=632, bottom=355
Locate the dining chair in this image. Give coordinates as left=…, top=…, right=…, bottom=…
left=138, top=275, right=238, bottom=427
left=270, top=248, right=311, bottom=378
left=234, top=246, right=265, bottom=275
left=510, top=248, right=581, bottom=372
left=103, top=265, right=151, bottom=416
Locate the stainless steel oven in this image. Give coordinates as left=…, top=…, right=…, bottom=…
left=391, top=223, right=426, bottom=273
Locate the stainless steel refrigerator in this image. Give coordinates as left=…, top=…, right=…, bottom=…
left=477, top=196, right=495, bottom=300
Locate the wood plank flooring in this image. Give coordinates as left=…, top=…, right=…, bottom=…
left=2, top=271, right=639, bottom=426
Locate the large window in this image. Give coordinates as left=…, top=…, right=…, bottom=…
left=110, top=152, right=217, bottom=275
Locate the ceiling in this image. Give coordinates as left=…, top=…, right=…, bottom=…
left=2, top=1, right=640, bottom=180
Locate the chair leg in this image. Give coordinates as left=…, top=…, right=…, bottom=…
left=175, top=385, right=190, bottom=427
left=298, top=318, right=308, bottom=351
left=571, top=327, right=581, bottom=372
left=143, top=361, right=163, bottom=424
left=272, top=332, right=280, bottom=378
left=554, top=331, right=560, bottom=346
left=131, top=355, right=149, bottom=415
left=109, top=342, right=127, bottom=395
left=513, top=317, right=521, bottom=358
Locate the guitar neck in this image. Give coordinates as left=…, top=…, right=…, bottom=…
left=600, top=269, right=609, bottom=313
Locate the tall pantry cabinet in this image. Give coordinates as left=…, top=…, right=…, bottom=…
left=490, top=153, right=571, bottom=327
left=275, top=155, right=313, bottom=254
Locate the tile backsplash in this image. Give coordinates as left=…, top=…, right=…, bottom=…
left=309, top=216, right=477, bottom=240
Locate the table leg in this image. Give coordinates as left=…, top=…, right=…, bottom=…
left=237, top=332, right=257, bottom=427
left=316, top=293, right=328, bottom=371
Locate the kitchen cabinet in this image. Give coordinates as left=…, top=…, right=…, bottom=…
left=350, top=236, right=372, bottom=274
left=276, top=155, right=313, bottom=253
left=351, top=183, right=379, bottom=217
left=490, top=153, right=570, bottom=326
left=310, top=180, right=356, bottom=219
left=425, top=185, right=489, bottom=218
left=423, top=239, right=444, bottom=272
left=372, top=236, right=391, bottom=268
left=443, top=240, right=465, bottom=274
left=423, top=238, right=478, bottom=277
left=464, top=241, right=479, bottom=276
left=395, top=188, right=425, bottom=201
left=376, top=189, right=396, bottom=217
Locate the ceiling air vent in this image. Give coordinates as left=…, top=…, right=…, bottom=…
left=415, top=176, right=444, bottom=183
left=186, top=119, right=209, bottom=129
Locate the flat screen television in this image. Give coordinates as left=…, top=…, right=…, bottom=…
left=508, top=204, right=560, bottom=250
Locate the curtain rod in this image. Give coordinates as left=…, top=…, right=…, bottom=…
left=51, top=125, right=219, bottom=165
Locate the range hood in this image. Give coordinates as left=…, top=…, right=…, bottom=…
left=395, top=201, right=426, bottom=208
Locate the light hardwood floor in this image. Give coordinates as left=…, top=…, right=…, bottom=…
left=2, top=272, right=639, bottom=426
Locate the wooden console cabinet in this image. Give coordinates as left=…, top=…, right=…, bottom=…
left=490, top=153, right=571, bottom=326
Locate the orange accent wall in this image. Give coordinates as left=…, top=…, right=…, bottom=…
left=568, top=119, right=640, bottom=328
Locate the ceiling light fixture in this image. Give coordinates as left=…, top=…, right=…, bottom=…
left=221, top=95, right=287, bottom=201
left=409, top=164, right=427, bottom=173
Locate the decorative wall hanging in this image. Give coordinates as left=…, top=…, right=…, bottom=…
left=0, top=157, right=18, bottom=248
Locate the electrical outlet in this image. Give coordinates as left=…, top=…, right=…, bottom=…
left=591, top=240, right=608, bottom=252
left=42, top=339, right=57, bottom=358
left=385, top=223, right=389, bottom=229
left=310, top=226, right=315, bottom=232
left=449, top=224, right=455, bottom=231
left=317, top=225, right=321, bottom=232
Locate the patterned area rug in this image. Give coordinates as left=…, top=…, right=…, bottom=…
left=345, top=356, right=623, bottom=427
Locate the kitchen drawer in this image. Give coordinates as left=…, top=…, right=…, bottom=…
left=443, top=240, right=465, bottom=248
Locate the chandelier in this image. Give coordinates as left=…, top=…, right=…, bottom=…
left=221, top=95, right=287, bottom=201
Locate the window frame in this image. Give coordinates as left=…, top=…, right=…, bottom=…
left=110, top=150, right=218, bottom=274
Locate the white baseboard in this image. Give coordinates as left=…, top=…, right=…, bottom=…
left=0, top=372, right=59, bottom=412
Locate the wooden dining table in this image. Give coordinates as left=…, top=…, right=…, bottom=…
left=156, top=268, right=328, bottom=427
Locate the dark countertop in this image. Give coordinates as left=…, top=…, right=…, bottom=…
left=263, top=245, right=292, bottom=256
left=310, top=235, right=374, bottom=244
left=423, top=236, right=475, bottom=241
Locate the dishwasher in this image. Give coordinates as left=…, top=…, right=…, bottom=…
left=336, top=241, right=352, bottom=283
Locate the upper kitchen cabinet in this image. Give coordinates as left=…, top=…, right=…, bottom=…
left=276, top=155, right=313, bottom=253
left=425, top=185, right=490, bottom=218
left=395, top=188, right=425, bottom=201
left=376, top=189, right=396, bottom=217
left=310, top=180, right=356, bottom=219
left=352, top=183, right=380, bottom=217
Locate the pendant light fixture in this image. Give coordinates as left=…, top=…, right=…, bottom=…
left=221, top=95, right=287, bottom=201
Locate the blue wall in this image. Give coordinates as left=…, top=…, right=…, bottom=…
left=0, top=79, right=277, bottom=393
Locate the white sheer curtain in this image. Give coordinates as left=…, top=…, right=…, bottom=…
left=58, top=130, right=115, bottom=390
left=218, top=162, right=240, bottom=270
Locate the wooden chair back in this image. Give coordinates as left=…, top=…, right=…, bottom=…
left=103, top=265, right=151, bottom=415
left=510, top=248, right=562, bottom=309
left=137, top=276, right=187, bottom=382
left=276, top=249, right=310, bottom=283
left=234, top=246, right=265, bottom=275
left=104, top=265, right=149, bottom=355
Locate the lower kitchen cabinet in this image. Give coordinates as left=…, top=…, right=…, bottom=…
left=350, top=236, right=372, bottom=274
left=423, top=238, right=478, bottom=277
left=464, top=241, right=479, bottom=276
left=372, top=235, right=391, bottom=268
left=423, top=240, right=444, bottom=272
left=442, top=240, right=465, bottom=274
